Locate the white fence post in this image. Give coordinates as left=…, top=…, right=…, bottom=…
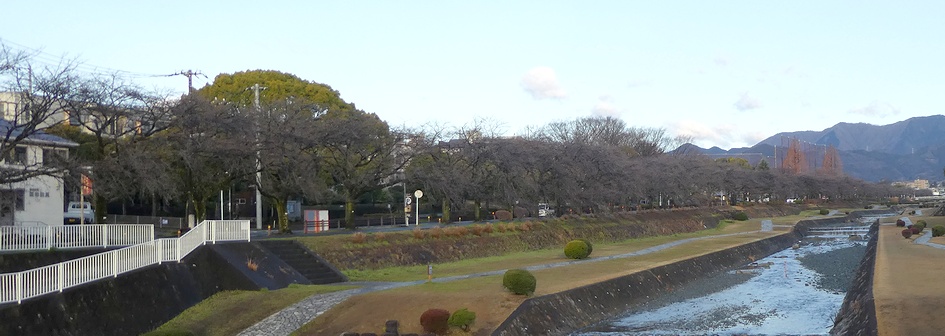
left=102, top=225, right=108, bottom=248
left=113, top=252, right=118, bottom=277
left=16, top=273, right=22, bottom=304
left=58, top=264, right=64, bottom=292
left=46, top=226, right=52, bottom=250
left=157, top=240, right=163, bottom=265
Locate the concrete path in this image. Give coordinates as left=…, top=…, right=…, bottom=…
left=238, top=230, right=767, bottom=335
left=912, top=229, right=945, bottom=250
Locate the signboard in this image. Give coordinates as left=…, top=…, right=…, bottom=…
left=303, top=210, right=330, bottom=233
left=81, top=174, right=93, bottom=196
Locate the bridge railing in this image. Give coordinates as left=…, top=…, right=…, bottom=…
left=0, top=220, right=250, bottom=305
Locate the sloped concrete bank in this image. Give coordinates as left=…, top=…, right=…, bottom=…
left=0, top=244, right=260, bottom=336
left=829, top=221, right=879, bottom=336
left=491, top=211, right=885, bottom=336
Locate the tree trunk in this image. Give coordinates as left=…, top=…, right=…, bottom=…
left=271, top=198, right=290, bottom=233
left=345, top=197, right=356, bottom=230
left=151, top=193, right=158, bottom=216
left=191, top=195, right=207, bottom=222
left=94, top=194, right=107, bottom=224
left=441, top=198, right=451, bottom=224
left=474, top=200, right=481, bottom=221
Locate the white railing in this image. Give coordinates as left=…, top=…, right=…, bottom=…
left=0, top=220, right=250, bottom=305
left=0, top=224, right=154, bottom=252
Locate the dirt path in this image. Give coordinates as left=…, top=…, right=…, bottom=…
left=873, top=219, right=945, bottom=335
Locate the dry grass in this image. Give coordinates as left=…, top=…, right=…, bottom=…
left=300, top=230, right=783, bottom=335
left=350, top=232, right=367, bottom=244
left=245, top=258, right=258, bottom=272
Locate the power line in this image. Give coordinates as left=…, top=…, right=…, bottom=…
left=0, top=37, right=178, bottom=79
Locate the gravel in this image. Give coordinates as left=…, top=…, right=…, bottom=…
left=798, top=244, right=867, bottom=293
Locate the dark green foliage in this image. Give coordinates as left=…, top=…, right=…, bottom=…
left=420, top=308, right=451, bottom=334
left=933, top=225, right=945, bottom=237
left=819, top=209, right=830, bottom=215
left=564, top=240, right=591, bottom=259
left=733, top=212, right=749, bottom=221
left=576, top=238, right=594, bottom=255
left=502, top=269, right=537, bottom=296
left=448, top=308, right=477, bottom=331
left=915, top=220, right=928, bottom=231
left=902, top=228, right=913, bottom=239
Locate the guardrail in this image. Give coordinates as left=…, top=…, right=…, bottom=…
left=0, top=225, right=154, bottom=252
left=0, top=220, right=250, bottom=305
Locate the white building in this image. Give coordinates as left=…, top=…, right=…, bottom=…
left=0, top=119, right=78, bottom=226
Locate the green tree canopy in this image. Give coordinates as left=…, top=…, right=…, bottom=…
left=197, top=70, right=356, bottom=112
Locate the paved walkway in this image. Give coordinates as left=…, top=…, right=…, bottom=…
left=238, top=230, right=767, bottom=336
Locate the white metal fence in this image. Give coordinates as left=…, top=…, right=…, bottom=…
left=0, top=225, right=154, bottom=252
left=0, top=220, right=250, bottom=305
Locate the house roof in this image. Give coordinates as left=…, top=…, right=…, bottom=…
left=0, top=120, right=79, bottom=148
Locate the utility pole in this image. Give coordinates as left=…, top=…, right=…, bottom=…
left=251, top=83, right=266, bottom=230
left=173, top=70, right=205, bottom=93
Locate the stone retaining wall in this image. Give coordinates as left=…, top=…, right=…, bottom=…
left=829, top=221, right=879, bottom=336
left=491, top=211, right=882, bottom=336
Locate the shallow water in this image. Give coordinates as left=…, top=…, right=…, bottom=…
left=575, top=239, right=866, bottom=336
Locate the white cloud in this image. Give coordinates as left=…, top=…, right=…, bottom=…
left=669, top=120, right=764, bottom=149
left=733, top=92, right=762, bottom=111
left=591, top=101, right=620, bottom=117
left=520, top=66, right=566, bottom=99
left=848, top=101, right=900, bottom=117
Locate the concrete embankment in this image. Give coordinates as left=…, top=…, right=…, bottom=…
left=0, top=244, right=265, bottom=336
left=830, top=220, right=879, bottom=336
left=492, top=211, right=885, bottom=336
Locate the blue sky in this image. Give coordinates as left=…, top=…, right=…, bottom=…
left=2, top=1, right=943, bottom=149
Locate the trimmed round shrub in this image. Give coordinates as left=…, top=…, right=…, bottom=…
left=448, top=308, right=477, bottom=331
left=733, top=212, right=749, bottom=221
left=494, top=210, right=513, bottom=221
left=420, top=308, right=451, bottom=334
left=576, top=238, right=594, bottom=256
left=915, top=220, right=928, bottom=231
left=564, top=240, right=591, bottom=259
left=933, top=225, right=945, bottom=237
left=896, top=219, right=906, bottom=227
left=902, top=228, right=913, bottom=239
left=819, top=209, right=830, bottom=215
left=502, top=269, right=536, bottom=296
left=911, top=226, right=922, bottom=234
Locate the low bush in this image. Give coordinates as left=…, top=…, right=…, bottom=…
left=896, top=219, right=906, bottom=227
left=482, top=223, right=494, bottom=233
left=933, top=225, right=945, bottom=237
left=502, top=269, right=536, bottom=296
left=448, top=308, right=476, bottom=332
left=576, top=238, right=594, bottom=255
left=494, top=210, right=513, bottom=221
left=902, top=228, right=913, bottom=239
left=911, top=226, right=922, bottom=235
left=471, top=224, right=485, bottom=236
left=733, top=212, right=749, bottom=221
left=915, top=220, right=928, bottom=231
left=429, top=227, right=444, bottom=239
left=420, top=308, right=451, bottom=335
left=819, top=209, right=830, bottom=215
left=351, top=232, right=367, bottom=244
left=412, top=228, right=425, bottom=240
left=564, top=240, right=590, bottom=259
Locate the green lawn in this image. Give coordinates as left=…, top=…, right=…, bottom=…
left=142, top=284, right=355, bottom=336
left=341, top=218, right=774, bottom=282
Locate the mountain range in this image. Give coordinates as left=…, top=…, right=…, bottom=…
left=675, top=115, right=945, bottom=182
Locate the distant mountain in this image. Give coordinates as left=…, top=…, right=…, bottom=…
left=675, top=115, right=945, bottom=182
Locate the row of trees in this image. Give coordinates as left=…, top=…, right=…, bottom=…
left=2, top=42, right=911, bottom=232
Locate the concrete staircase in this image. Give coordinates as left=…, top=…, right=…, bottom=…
left=258, top=240, right=347, bottom=284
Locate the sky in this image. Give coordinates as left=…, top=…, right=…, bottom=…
left=2, top=1, right=943, bottom=149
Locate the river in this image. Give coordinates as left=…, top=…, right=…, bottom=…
left=574, top=224, right=877, bottom=335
